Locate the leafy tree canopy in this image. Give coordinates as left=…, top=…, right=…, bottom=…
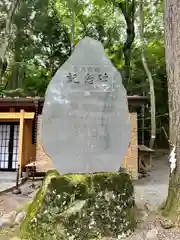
left=0, top=0, right=167, bottom=147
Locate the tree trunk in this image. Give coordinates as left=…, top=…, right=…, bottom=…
left=66, top=0, right=76, bottom=52
left=163, top=0, right=180, bottom=220
left=10, top=28, right=21, bottom=90
left=118, top=0, right=135, bottom=87
left=139, top=0, right=156, bottom=149
left=0, top=0, right=20, bottom=84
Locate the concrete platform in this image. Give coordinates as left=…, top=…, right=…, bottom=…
left=0, top=172, right=16, bottom=182
left=0, top=172, right=19, bottom=193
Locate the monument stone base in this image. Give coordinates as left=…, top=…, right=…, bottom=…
left=20, top=170, right=136, bottom=239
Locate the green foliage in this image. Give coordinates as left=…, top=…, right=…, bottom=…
left=22, top=64, right=51, bottom=96
left=20, top=170, right=135, bottom=240
left=2, top=0, right=71, bottom=92
left=0, top=0, right=168, bottom=146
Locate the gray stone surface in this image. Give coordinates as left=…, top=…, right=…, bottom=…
left=0, top=217, right=12, bottom=228
left=14, top=211, right=26, bottom=225
left=0, top=172, right=16, bottom=182
left=41, top=37, right=130, bottom=174
left=160, top=218, right=174, bottom=229
left=0, top=172, right=17, bottom=193
left=0, top=211, right=17, bottom=228
left=145, top=229, right=159, bottom=240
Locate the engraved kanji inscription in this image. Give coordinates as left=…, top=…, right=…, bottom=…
left=85, top=73, right=94, bottom=84
left=99, top=73, right=108, bottom=82
left=67, top=73, right=79, bottom=83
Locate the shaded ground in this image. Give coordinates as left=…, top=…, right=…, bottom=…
left=0, top=172, right=17, bottom=193
left=127, top=154, right=180, bottom=240
left=1, top=154, right=180, bottom=239
left=0, top=180, right=42, bottom=239
left=0, top=180, right=42, bottom=216
left=135, top=154, right=169, bottom=211
left=127, top=213, right=180, bottom=240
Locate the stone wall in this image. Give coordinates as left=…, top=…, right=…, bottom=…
left=122, top=113, right=138, bottom=179
left=36, top=113, right=138, bottom=178
left=35, top=116, right=54, bottom=172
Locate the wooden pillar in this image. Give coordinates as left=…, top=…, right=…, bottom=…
left=123, top=159, right=127, bottom=169
left=18, top=109, right=25, bottom=173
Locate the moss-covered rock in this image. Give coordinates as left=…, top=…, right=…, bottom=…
left=20, top=170, right=136, bottom=240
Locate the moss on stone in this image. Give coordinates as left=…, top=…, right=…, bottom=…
left=20, top=171, right=136, bottom=240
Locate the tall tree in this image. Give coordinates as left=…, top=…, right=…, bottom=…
left=0, top=0, right=20, bottom=86
left=140, top=0, right=156, bottom=149
left=162, top=0, right=180, bottom=219
left=118, top=0, right=135, bottom=85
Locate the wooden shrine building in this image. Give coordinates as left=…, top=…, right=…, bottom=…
left=0, top=96, right=148, bottom=179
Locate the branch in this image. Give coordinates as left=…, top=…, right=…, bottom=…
left=0, top=0, right=20, bottom=86
left=66, top=0, right=76, bottom=52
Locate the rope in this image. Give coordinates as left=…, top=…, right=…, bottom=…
left=138, top=112, right=168, bottom=120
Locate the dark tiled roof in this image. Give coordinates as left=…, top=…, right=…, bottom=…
left=0, top=96, right=149, bottom=113
left=0, top=95, right=149, bottom=103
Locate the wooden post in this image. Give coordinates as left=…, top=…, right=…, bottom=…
left=18, top=109, right=24, bottom=174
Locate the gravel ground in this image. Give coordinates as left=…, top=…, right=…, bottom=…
left=0, top=180, right=42, bottom=216
left=127, top=213, right=180, bottom=240
left=0, top=180, right=42, bottom=240
left=135, top=155, right=169, bottom=211
left=1, top=155, right=180, bottom=239
left=126, top=155, right=180, bottom=240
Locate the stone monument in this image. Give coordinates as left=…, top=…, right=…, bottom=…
left=41, top=37, right=131, bottom=174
